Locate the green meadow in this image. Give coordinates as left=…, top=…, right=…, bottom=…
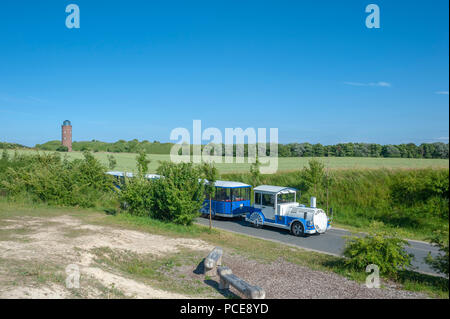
left=6, top=149, right=449, bottom=174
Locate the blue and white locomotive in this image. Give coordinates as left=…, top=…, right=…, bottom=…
left=200, top=180, right=252, bottom=218
left=245, top=185, right=330, bottom=236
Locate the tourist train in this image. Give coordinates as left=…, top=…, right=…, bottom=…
left=106, top=171, right=331, bottom=236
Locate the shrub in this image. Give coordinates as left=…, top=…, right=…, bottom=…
left=151, top=161, right=205, bottom=225
left=118, top=176, right=153, bottom=216
left=390, top=169, right=449, bottom=206
left=107, top=154, right=117, bottom=170
left=343, top=229, right=413, bottom=277
left=1, top=148, right=9, bottom=161
left=56, top=145, right=68, bottom=152
left=249, top=156, right=261, bottom=186
left=300, top=159, right=326, bottom=194
left=136, top=149, right=150, bottom=175
left=1, top=151, right=113, bottom=208
left=425, top=230, right=449, bottom=277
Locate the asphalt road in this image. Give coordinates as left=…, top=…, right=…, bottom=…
left=195, top=216, right=442, bottom=276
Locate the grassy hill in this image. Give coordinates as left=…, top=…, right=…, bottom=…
left=0, top=142, right=29, bottom=149
left=35, top=139, right=173, bottom=154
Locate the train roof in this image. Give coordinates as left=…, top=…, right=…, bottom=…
left=253, top=185, right=298, bottom=194
left=200, top=179, right=251, bottom=188
left=106, top=171, right=161, bottom=179
left=214, top=180, right=251, bottom=188
left=145, top=174, right=161, bottom=179
left=106, top=171, right=134, bottom=178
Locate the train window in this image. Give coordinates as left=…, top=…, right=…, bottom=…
left=262, top=193, right=274, bottom=206
left=214, top=188, right=223, bottom=201
left=244, top=188, right=250, bottom=201
left=277, top=193, right=295, bottom=203
left=231, top=188, right=250, bottom=201
left=215, top=188, right=231, bottom=201
left=231, top=188, right=239, bottom=201
left=225, top=188, right=231, bottom=201
left=254, top=192, right=261, bottom=205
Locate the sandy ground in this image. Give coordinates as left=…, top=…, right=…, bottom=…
left=0, top=215, right=213, bottom=299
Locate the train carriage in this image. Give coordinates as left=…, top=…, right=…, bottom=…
left=200, top=180, right=252, bottom=218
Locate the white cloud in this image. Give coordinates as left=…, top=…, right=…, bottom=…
left=436, top=136, right=449, bottom=141
left=435, top=91, right=449, bottom=95
left=344, top=81, right=391, bottom=87
left=373, top=81, right=391, bottom=87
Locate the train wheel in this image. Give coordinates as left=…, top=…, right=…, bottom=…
left=291, top=221, right=305, bottom=237
left=248, top=212, right=263, bottom=229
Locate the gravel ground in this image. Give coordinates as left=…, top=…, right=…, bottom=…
left=220, top=255, right=428, bottom=299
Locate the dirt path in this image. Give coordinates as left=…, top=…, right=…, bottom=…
left=0, top=214, right=213, bottom=298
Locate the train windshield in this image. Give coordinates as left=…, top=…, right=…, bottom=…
left=277, top=192, right=296, bottom=203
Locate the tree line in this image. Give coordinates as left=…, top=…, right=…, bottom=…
left=3, top=139, right=449, bottom=159
left=171, top=141, right=449, bottom=159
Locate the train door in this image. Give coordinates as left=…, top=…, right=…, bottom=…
left=261, top=193, right=276, bottom=221
left=254, top=191, right=262, bottom=214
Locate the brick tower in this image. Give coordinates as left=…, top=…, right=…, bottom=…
left=61, top=120, right=72, bottom=152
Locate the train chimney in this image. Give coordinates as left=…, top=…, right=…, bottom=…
left=310, top=197, right=316, bottom=208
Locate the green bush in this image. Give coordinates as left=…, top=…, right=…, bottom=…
left=136, top=149, right=150, bottom=175
left=425, top=231, right=449, bottom=277
left=343, top=229, right=413, bottom=277
left=0, top=151, right=114, bottom=208
left=300, top=159, right=326, bottom=194
left=390, top=169, right=449, bottom=205
left=56, top=145, right=68, bottom=152
left=107, top=154, right=117, bottom=170
left=150, top=161, right=205, bottom=225
left=118, top=176, right=153, bottom=216
left=118, top=160, right=207, bottom=225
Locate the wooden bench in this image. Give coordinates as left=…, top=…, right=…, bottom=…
left=217, top=266, right=265, bottom=299
left=204, top=247, right=223, bottom=276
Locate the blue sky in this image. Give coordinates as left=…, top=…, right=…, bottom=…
left=0, top=0, right=448, bottom=146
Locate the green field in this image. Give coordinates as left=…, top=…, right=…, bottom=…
left=6, top=149, right=449, bottom=174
